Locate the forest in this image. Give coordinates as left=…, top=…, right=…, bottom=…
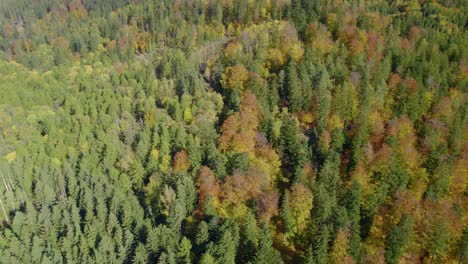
left=0, top=0, right=466, bottom=263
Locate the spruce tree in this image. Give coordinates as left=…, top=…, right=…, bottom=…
left=285, top=60, right=302, bottom=113
left=385, top=215, right=414, bottom=264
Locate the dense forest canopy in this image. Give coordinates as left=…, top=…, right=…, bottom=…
left=0, top=0, right=466, bottom=263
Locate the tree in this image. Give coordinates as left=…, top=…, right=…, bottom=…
left=329, top=228, right=350, bottom=264
left=279, top=114, right=307, bottom=183
left=187, top=136, right=202, bottom=171
left=289, top=183, right=313, bottom=233
left=252, top=226, right=283, bottom=264
left=239, top=211, right=259, bottom=263
left=196, top=166, right=220, bottom=214
left=226, top=152, right=249, bottom=175
left=280, top=190, right=294, bottom=237
left=200, top=253, right=216, bottom=264
left=221, top=167, right=265, bottom=208
left=427, top=217, right=450, bottom=264
left=196, top=221, right=210, bottom=246
left=313, top=156, right=340, bottom=225
left=221, top=64, right=249, bottom=93
left=204, top=142, right=227, bottom=179
left=133, top=243, right=149, bottom=264
left=289, top=0, right=306, bottom=35
left=256, top=191, right=279, bottom=224
left=312, top=226, right=330, bottom=264
left=385, top=214, right=414, bottom=264
left=216, top=230, right=237, bottom=264
left=285, top=60, right=302, bottom=113
left=173, top=150, right=190, bottom=172
left=218, top=92, right=262, bottom=155
left=343, top=181, right=362, bottom=260
left=349, top=70, right=369, bottom=164
left=178, top=237, right=192, bottom=263
left=315, top=67, right=331, bottom=135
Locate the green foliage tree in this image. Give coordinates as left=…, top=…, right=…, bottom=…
left=252, top=226, right=283, bottom=264
left=285, top=60, right=302, bottom=113
left=280, top=114, right=307, bottom=183
left=315, top=67, right=331, bottom=135
left=385, top=215, right=414, bottom=264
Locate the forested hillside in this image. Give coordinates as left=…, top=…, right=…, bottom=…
left=0, top=0, right=466, bottom=263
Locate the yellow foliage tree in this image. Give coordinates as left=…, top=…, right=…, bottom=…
left=220, top=64, right=249, bottom=92
left=289, top=183, right=313, bottom=232
left=329, top=228, right=352, bottom=264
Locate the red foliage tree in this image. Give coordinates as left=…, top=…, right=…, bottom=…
left=196, top=166, right=220, bottom=210
left=256, top=191, right=279, bottom=224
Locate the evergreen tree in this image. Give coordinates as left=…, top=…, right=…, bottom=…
left=285, top=60, right=302, bottom=113
left=280, top=190, right=293, bottom=238
left=343, top=181, right=362, bottom=260
left=196, top=221, right=210, bottom=246
left=315, top=67, right=331, bottom=136
left=280, top=114, right=307, bottom=183
left=385, top=215, right=414, bottom=264
left=428, top=217, right=450, bottom=264
left=239, top=211, right=259, bottom=263
left=252, top=226, right=283, bottom=264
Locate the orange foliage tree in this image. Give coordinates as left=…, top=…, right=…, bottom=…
left=196, top=166, right=221, bottom=213
left=173, top=150, right=190, bottom=172
left=218, top=91, right=262, bottom=155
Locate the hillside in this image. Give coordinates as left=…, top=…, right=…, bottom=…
left=0, top=0, right=466, bottom=263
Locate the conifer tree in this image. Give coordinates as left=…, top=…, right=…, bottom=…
left=385, top=215, right=414, bottom=264
left=252, top=226, right=283, bottom=264
left=285, top=60, right=302, bottom=113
